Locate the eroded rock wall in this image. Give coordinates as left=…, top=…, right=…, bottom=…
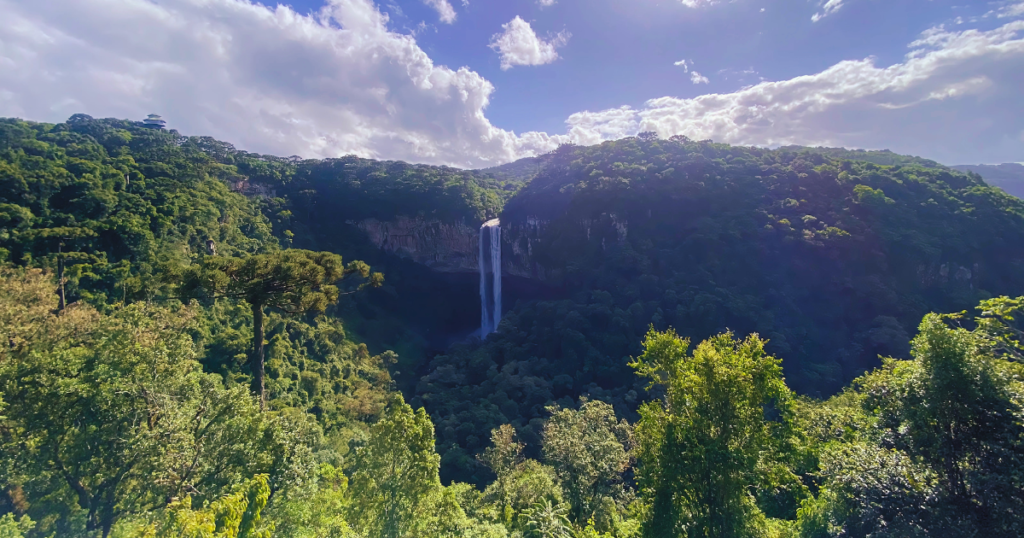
left=348, top=216, right=480, bottom=273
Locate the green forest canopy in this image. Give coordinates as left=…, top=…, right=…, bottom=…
left=2, top=115, right=1024, bottom=537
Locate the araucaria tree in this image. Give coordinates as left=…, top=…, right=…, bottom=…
left=177, top=249, right=382, bottom=407
left=631, top=329, right=794, bottom=538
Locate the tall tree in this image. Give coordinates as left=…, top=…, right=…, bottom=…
left=630, top=329, right=793, bottom=538
left=542, top=399, right=633, bottom=524
left=176, top=249, right=382, bottom=407
left=347, top=396, right=441, bottom=538
left=842, top=313, right=1024, bottom=535
left=0, top=269, right=308, bottom=538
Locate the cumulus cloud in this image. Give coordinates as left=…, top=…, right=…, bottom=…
left=564, top=21, right=1024, bottom=164
left=423, top=0, right=456, bottom=23
left=812, top=0, right=845, bottom=22
left=489, top=16, right=570, bottom=70
left=0, top=0, right=568, bottom=168
left=1, top=0, right=1021, bottom=169
left=998, top=1, right=1024, bottom=18
left=565, top=106, right=639, bottom=146
left=679, top=0, right=719, bottom=7
left=537, top=0, right=556, bottom=7
left=674, top=59, right=692, bottom=71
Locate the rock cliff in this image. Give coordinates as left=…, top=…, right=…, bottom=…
left=350, top=212, right=631, bottom=282
left=350, top=215, right=553, bottom=279
left=349, top=216, right=481, bottom=273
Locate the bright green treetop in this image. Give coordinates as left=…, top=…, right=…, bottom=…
left=631, top=329, right=794, bottom=538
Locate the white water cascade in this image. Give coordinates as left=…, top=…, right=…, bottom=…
left=479, top=219, right=502, bottom=337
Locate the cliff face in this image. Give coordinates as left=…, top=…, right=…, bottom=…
left=503, top=216, right=549, bottom=280
left=350, top=215, right=554, bottom=280
left=349, top=217, right=481, bottom=273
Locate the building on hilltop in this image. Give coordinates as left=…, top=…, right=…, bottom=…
left=142, top=114, right=166, bottom=129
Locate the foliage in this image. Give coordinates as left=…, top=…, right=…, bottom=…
left=174, top=248, right=382, bottom=405
left=974, top=295, right=1024, bottom=361
left=6, top=116, right=1024, bottom=537
left=122, top=475, right=271, bottom=538
left=630, top=329, right=796, bottom=538
left=256, top=465, right=357, bottom=538
left=517, top=500, right=574, bottom=538
left=809, top=312, right=1024, bottom=537
left=542, top=400, right=633, bottom=524
left=0, top=514, right=34, bottom=538
left=0, top=269, right=316, bottom=538
left=0, top=116, right=277, bottom=306
left=951, top=163, right=1024, bottom=199
left=419, top=135, right=1024, bottom=482
left=347, top=395, right=441, bottom=538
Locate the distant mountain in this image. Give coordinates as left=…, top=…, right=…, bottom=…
left=778, top=146, right=944, bottom=168
left=951, top=163, right=1024, bottom=199
left=476, top=155, right=547, bottom=184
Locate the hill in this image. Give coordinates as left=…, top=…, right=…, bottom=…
left=419, top=135, right=1024, bottom=482
left=3, top=118, right=1024, bottom=537
left=952, top=163, right=1024, bottom=199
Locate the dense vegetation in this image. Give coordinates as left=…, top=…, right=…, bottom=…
left=2, top=116, right=1024, bottom=537
left=418, top=136, right=1024, bottom=482
left=952, top=163, right=1024, bottom=199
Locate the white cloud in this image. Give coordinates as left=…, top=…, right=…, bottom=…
left=678, top=0, right=719, bottom=7
left=677, top=60, right=709, bottom=83
left=2, top=0, right=1021, bottom=169
left=565, top=106, right=639, bottom=147
left=423, top=0, right=456, bottom=23
left=812, top=0, right=845, bottom=22
left=563, top=21, right=1024, bottom=165
left=537, top=0, right=556, bottom=7
left=0, top=0, right=564, bottom=168
left=489, top=16, right=570, bottom=70
left=998, top=1, right=1024, bottom=18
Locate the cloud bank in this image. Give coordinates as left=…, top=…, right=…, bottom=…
left=0, top=0, right=1022, bottom=167
left=568, top=21, right=1024, bottom=164
left=0, top=0, right=562, bottom=168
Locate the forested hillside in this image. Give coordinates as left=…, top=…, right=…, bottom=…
left=952, top=163, right=1024, bottom=199
left=419, top=136, right=1024, bottom=482
left=2, top=116, right=1024, bottom=538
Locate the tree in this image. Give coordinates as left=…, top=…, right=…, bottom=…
left=843, top=313, right=1024, bottom=535
left=481, top=424, right=525, bottom=480
left=541, top=399, right=633, bottom=524
left=0, top=269, right=313, bottom=538
left=518, top=499, right=574, bottom=538
left=974, top=296, right=1024, bottom=362
left=176, top=249, right=382, bottom=407
left=0, top=513, right=35, bottom=538
left=126, top=475, right=271, bottom=538
left=630, top=329, right=793, bottom=538
left=347, top=395, right=441, bottom=538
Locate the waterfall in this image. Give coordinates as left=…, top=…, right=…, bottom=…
left=480, top=219, right=501, bottom=337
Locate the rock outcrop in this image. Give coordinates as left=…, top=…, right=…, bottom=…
left=349, top=212, right=628, bottom=282
left=350, top=216, right=551, bottom=279
left=349, top=217, right=481, bottom=273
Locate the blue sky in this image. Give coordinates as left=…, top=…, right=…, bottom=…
left=281, top=0, right=1000, bottom=135
left=1, top=0, right=1022, bottom=167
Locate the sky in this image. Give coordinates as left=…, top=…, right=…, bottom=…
left=1, top=0, right=1022, bottom=168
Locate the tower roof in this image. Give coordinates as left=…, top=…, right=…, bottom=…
left=142, top=114, right=167, bottom=128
